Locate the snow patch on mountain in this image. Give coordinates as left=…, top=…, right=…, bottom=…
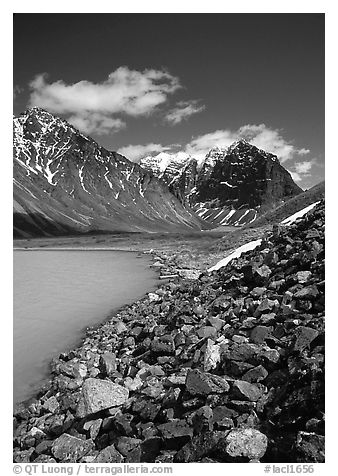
left=281, top=202, right=320, bottom=226
left=208, top=239, right=263, bottom=272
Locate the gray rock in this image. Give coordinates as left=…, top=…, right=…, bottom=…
left=231, top=380, right=265, bottom=402
left=76, top=378, right=129, bottom=418
left=296, top=431, right=325, bottom=462
left=204, top=339, right=221, bottom=371
left=297, top=271, right=312, bottom=283
left=51, top=433, right=94, bottom=462
left=186, top=369, right=230, bottom=396
left=208, top=316, right=225, bottom=331
left=191, top=405, right=213, bottom=432
left=42, top=396, right=59, bottom=413
left=174, top=431, right=225, bottom=462
left=116, top=437, right=142, bottom=462
left=197, top=326, right=217, bottom=339
left=99, top=352, right=116, bottom=377
left=293, top=326, right=319, bottom=352
left=217, top=428, right=268, bottom=461
left=158, top=419, right=193, bottom=440
left=294, top=285, right=319, bottom=300
left=33, top=455, right=57, bottom=463
left=250, top=326, right=272, bottom=344
left=242, top=365, right=268, bottom=383
left=94, top=444, right=124, bottom=463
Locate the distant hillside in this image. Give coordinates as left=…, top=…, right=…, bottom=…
left=246, top=181, right=325, bottom=228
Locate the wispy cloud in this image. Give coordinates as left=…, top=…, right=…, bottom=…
left=28, top=67, right=181, bottom=135
left=68, top=113, right=126, bottom=136
left=165, top=100, right=205, bottom=125
left=287, top=158, right=320, bottom=183
left=182, top=124, right=309, bottom=163
left=120, top=124, right=311, bottom=164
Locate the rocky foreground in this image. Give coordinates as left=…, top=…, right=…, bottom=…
left=13, top=201, right=325, bottom=463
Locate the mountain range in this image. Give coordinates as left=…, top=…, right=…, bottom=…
left=141, top=140, right=302, bottom=226
left=13, top=108, right=207, bottom=238
left=14, top=108, right=304, bottom=238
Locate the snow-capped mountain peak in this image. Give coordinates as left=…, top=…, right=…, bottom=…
left=13, top=108, right=206, bottom=237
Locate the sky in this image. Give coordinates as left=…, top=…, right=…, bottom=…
left=13, top=13, right=325, bottom=189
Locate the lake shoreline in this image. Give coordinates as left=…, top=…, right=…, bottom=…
left=13, top=248, right=161, bottom=406
left=13, top=204, right=324, bottom=463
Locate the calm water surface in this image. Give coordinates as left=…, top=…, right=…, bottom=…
left=13, top=250, right=158, bottom=405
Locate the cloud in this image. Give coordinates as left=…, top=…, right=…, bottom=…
left=298, top=148, right=311, bottom=155
left=184, top=129, right=237, bottom=161
left=120, top=124, right=315, bottom=188
left=288, top=158, right=319, bottom=183
left=68, top=112, right=126, bottom=136
left=118, top=143, right=173, bottom=162
left=288, top=170, right=302, bottom=182
left=294, top=160, right=313, bottom=175
left=182, top=124, right=310, bottom=163
left=28, top=67, right=181, bottom=135
left=165, top=100, right=205, bottom=125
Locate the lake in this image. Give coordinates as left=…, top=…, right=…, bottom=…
left=13, top=249, right=158, bottom=405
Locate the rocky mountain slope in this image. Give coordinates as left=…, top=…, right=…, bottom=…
left=247, top=181, right=325, bottom=229
left=13, top=108, right=207, bottom=238
left=141, top=141, right=303, bottom=226
left=14, top=201, right=324, bottom=463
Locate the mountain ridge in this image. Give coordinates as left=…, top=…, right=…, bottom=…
left=13, top=108, right=208, bottom=238
left=140, top=140, right=303, bottom=226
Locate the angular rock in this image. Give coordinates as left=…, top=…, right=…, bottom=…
left=99, top=352, right=116, bottom=377
left=94, top=444, right=124, bottom=463
left=292, top=326, right=319, bottom=352
left=294, top=285, right=319, bottom=300
left=250, top=326, right=272, bottom=344
left=76, top=378, right=129, bottom=418
left=186, top=369, right=230, bottom=396
left=140, top=437, right=162, bottom=462
left=197, top=326, right=217, bottom=339
left=296, top=431, right=325, bottom=462
left=208, top=316, right=225, bottom=331
left=116, top=437, right=142, bottom=462
left=204, top=339, right=221, bottom=371
left=297, top=271, right=312, bottom=283
left=232, top=380, right=265, bottom=402
left=191, top=405, right=213, bottom=433
left=174, top=430, right=224, bottom=462
left=42, top=396, right=59, bottom=413
left=158, top=419, right=193, bottom=440
left=217, top=428, right=268, bottom=461
left=51, top=434, right=94, bottom=462
left=242, top=365, right=268, bottom=383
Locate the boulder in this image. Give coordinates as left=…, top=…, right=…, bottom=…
left=174, top=431, right=224, bottom=462
left=217, top=428, right=268, bottom=461
left=296, top=431, right=325, bottom=462
left=292, top=326, right=319, bottom=352
left=231, top=381, right=265, bottom=402
left=51, top=434, right=94, bottom=462
left=204, top=339, right=221, bottom=371
left=186, top=369, right=230, bottom=396
left=94, top=444, right=124, bottom=463
left=242, top=365, right=268, bottom=383
left=76, top=378, right=129, bottom=418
